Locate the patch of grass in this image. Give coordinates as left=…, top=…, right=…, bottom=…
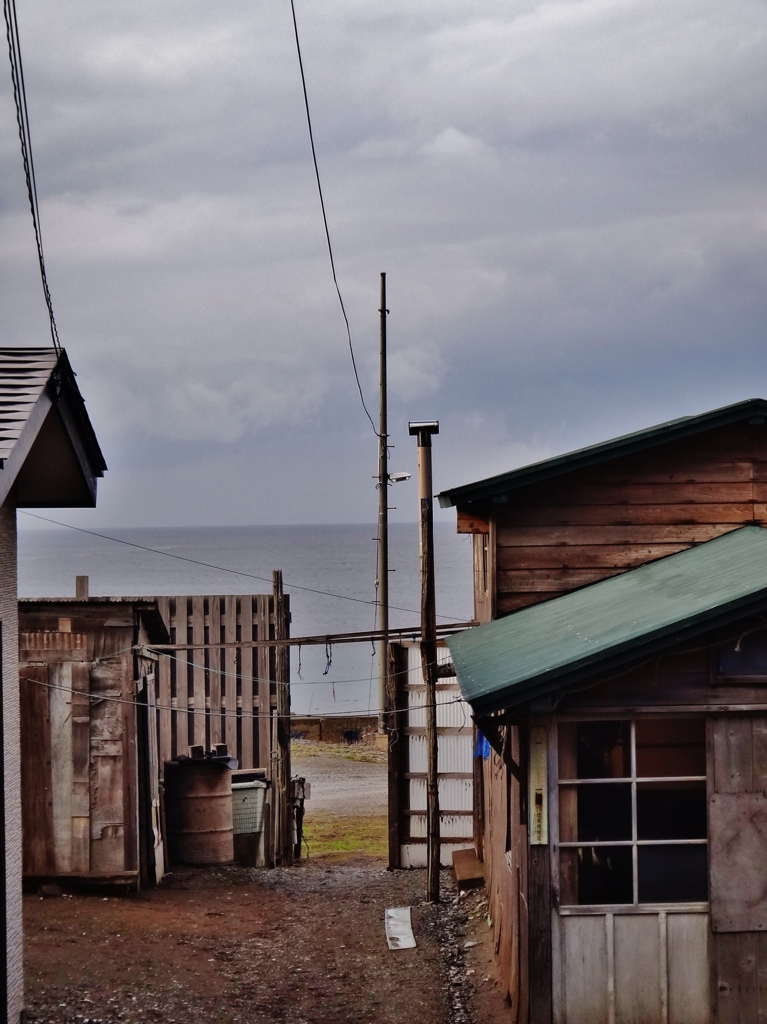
left=291, top=738, right=387, bottom=764
left=301, top=812, right=387, bottom=858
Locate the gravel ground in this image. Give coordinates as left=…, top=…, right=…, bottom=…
left=24, top=743, right=512, bottom=1023
left=24, top=863, right=495, bottom=1024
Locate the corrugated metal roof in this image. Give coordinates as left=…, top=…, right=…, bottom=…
left=447, top=525, right=767, bottom=715
left=437, top=397, right=767, bottom=508
left=0, top=348, right=58, bottom=461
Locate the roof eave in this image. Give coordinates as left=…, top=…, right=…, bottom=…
left=458, top=587, right=767, bottom=716
left=438, top=397, right=767, bottom=509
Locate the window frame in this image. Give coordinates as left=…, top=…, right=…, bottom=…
left=553, top=716, right=709, bottom=914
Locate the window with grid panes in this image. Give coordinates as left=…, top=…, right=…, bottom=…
left=557, top=719, right=708, bottom=906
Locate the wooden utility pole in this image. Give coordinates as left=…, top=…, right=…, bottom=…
left=409, top=420, right=440, bottom=902
left=377, top=272, right=389, bottom=735
left=272, top=570, right=292, bottom=866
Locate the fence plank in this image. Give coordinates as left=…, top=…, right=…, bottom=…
left=225, top=596, right=238, bottom=758
left=208, top=596, right=222, bottom=747
left=191, top=596, right=206, bottom=747
left=257, top=595, right=271, bottom=770
left=175, top=599, right=189, bottom=754
left=156, top=597, right=172, bottom=766
left=240, top=595, right=254, bottom=769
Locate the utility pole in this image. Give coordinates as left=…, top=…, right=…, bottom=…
left=377, top=273, right=389, bottom=736
left=272, top=570, right=292, bottom=866
left=409, top=420, right=440, bottom=902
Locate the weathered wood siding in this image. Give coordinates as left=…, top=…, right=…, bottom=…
left=481, top=724, right=528, bottom=1022
left=152, top=594, right=286, bottom=772
left=19, top=610, right=142, bottom=880
left=489, top=423, right=767, bottom=615
left=708, top=715, right=767, bottom=1024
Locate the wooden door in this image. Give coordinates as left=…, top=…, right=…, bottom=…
left=552, top=718, right=710, bottom=1024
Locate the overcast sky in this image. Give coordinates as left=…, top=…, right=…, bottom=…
left=2, top=0, right=767, bottom=528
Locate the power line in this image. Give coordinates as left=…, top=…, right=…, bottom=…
left=22, top=672, right=466, bottom=722
left=3, top=0, right=60, bottom=354
left=20, top=510, right=467, bottom=621
left=289, top=0, right=376, bottom=434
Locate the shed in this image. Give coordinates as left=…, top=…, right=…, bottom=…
left=0, top=347, right=105, bottom=1023
left=448, top=526, right=767, bottom=1023
left=438, top=399, right=767, bottom=1023
left=19, top=594, right=169, bottom=888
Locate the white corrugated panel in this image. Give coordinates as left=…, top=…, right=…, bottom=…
left=408, top=733, right=473, bottom=775
left=399, top=642, right=474, bottom=866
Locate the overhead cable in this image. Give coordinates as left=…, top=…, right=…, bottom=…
left=289, top=0, right=376, bottom=434
left=3, top=0, right=61, bottom=353
left=20, top=510, right=467, bottom=621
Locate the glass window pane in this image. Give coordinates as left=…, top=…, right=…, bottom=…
left=637, top=781, right=707, bottom=840
left=637, top=845, right=708, bottom=903
left=560, top=846, right=633, bottom=906
left=635, top=719, right=705, bottom=778
left=559, top=783, right=632, bottom=842
left=573, top=721, right=631, bottom=779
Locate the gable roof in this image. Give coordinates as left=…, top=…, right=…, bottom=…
left=447, top=525, right=767, bottom=715
left=0, top=348, right=106, bottom=508
left=437, top=398, right=767, bottom=508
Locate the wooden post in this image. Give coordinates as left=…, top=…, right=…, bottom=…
left=377, top=271, right=389, bottom=735
left=409, top=420, right=440, bottom=902
left=273, top=571, right=292, bottom=866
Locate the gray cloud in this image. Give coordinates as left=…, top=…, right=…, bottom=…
left=2, top=0, right=767, bottom=525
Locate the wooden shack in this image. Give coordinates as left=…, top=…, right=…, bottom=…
left=19, top=594, right=168, bottom=888
left=438, top=399, right=767, bottom=1024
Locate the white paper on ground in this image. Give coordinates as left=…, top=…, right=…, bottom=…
left=385, top=906, right=416, bottom=950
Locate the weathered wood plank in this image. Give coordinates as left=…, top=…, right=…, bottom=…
left=240, top=596, right=254, bottom=769
left=191, top=596, right=206, bottom=747
left=496, top=523, right=738, bottom=547
left=20, top=665, right=55, bottom=875
left=521, top=481, right=755, bottom=506
left=256, top=595, right=271, bottom=770
left=208, top=596, right=222, bottom=747
left=562, top=915, right=609, bottom=1024
left=155, top=597, right=172, bottom=767
left=528, top=845, right=552, bottom=1024
left=225, top=596, right=238, bottom=759
left=50, top=662, right=74, bottom=873
left=498, top=568, right=623, bottom=591
left=710, top=792, right=767, bottom=932
left=70, top=662, right=90, bottom=874
left=90, top=660, right=126, bottom=874
left=175, top=599, right=189, bottom=753
left=712, top=717, right=753, bottom=793
left=667, top=913, right=709, bottom=1024
left=497, top=543, right=690, bottom=570
left=614, top=914, right=662, bottom=1024
left=498, top=503, right=754, bottom=527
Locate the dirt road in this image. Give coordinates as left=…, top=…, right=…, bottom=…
left=24, top=742, right=511, bottom=1023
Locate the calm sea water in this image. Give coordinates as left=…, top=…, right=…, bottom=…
left=17, top=522, right=473, bottom=715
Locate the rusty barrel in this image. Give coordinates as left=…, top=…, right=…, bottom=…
left=163, top=760, right=234, bottom=865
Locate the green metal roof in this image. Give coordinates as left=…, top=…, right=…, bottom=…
left=447, top=526, right=767, bottom=715
left=438, top=398, right=767, bottom=508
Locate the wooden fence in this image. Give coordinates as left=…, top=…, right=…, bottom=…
left=152, top=592, right=290, bottom=772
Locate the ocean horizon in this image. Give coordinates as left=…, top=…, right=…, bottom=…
left=17, top=521, right=474, bottom=716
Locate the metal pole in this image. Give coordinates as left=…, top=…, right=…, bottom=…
left=409, top=420, right=440, bottom=902
left=273, top=570, right=292, bottom=866
left=377, top=273, right=388, bottom=735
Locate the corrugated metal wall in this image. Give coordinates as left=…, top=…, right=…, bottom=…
left=398, top=644, right=474, bottom=868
